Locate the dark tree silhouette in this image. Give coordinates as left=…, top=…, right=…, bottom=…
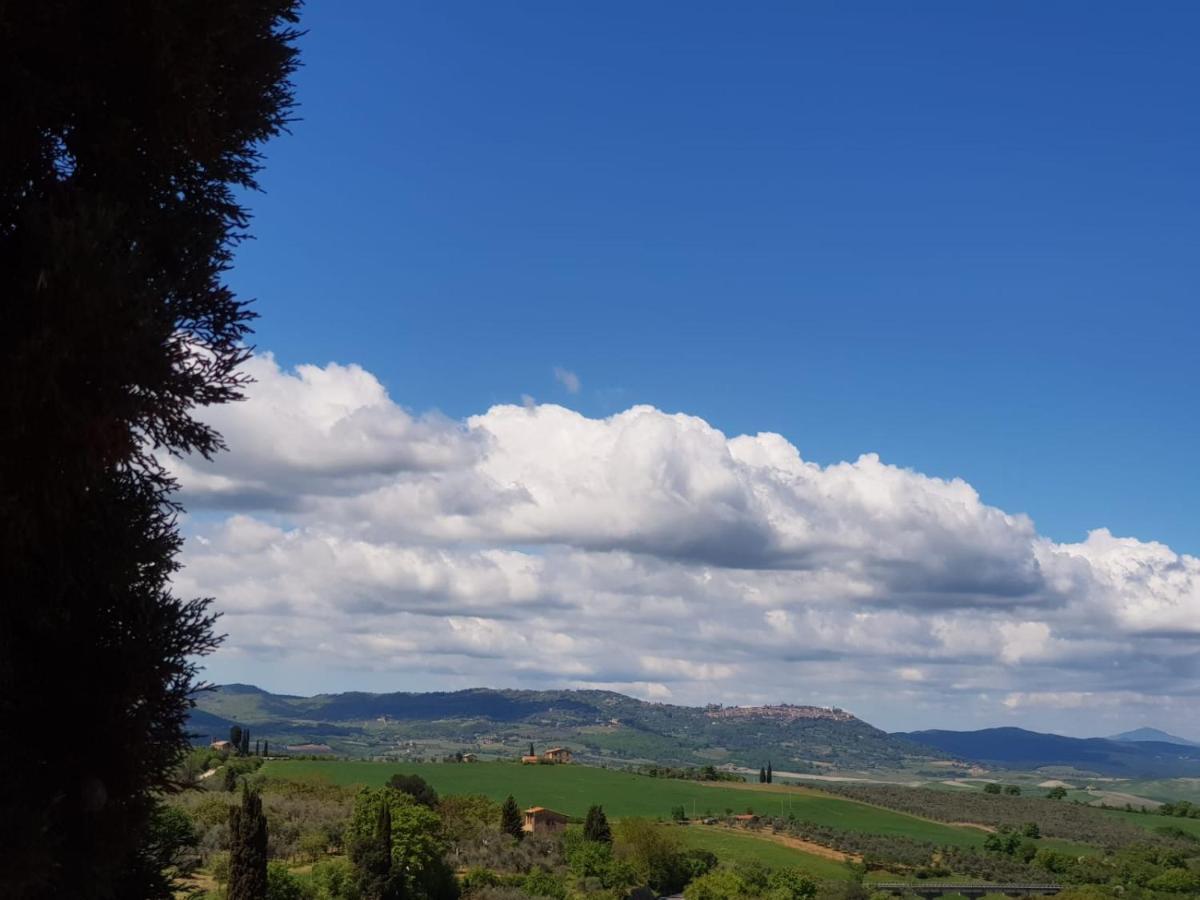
left=0, top=3, right=300, bottom=897
left=387, top=772, right=439, bottom=808
left=222, top=766, right=238, bottom=793
left=759, top=766, right=768, bottom=783
left=584, top=805, right=612, bottom=843
left=263, top=740, right=269, bottom=758
left=230, top=726, right=244, bottom=750
left=354, top=800, right=399, bottom=900
left=501, top=795, right=524, bottom=841
left=767, top=761, right=773, bottom=784
left=240, top=728, right=251, bottom=757
left=228, top=785, right=268, bottom=900
left=529, top=742, right=535, bottom=757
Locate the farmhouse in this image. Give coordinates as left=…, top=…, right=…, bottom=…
left=542, top=746, right=572, bottom=763
left=210, top=739, right=233, bottom=752
left=462, top=752, right=478, bottom=762
left=521, top=754, right=540, bottom=764
left=523, top=806, right=569, bottom=834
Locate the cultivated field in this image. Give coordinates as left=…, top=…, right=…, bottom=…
left=672, top=825, right=853, bottom=879
left=264, top=760, right=986, bottom=848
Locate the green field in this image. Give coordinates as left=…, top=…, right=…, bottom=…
left=672, top=825, right=851, bottom=879
left=264, top=760, right=985, bottom=848
left=1100, top=808, right=1200, bottom=838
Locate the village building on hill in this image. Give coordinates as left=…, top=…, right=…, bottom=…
left=520, top=745, right=573, bottom=764
left=210, top=739, right=233, bottom=752
left=523, top=806, right=569, bottom=834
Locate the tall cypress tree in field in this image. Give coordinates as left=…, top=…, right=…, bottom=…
left=0, top=4, right=300, bottom=897
left=759, top=766, right=767, bottom=783
left=501, top=795, right=524, bottom=841
left=228, top=785, right=268, bottom=900
left=231, top=726, right=244, bottom=751
left=766, top=761, right=773, bottom=784
left=263, top=740, right=270, bottom=758
left=241, top=728, right=251, bottom=757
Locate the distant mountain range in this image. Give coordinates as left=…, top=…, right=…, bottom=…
left=1106, top=727, right=1200, bottom=748
left=190, top=685, right=1200, bottom=779
left=896, top=726, right=1200, bottom=778
left=189, top=684, right=938, bottom=771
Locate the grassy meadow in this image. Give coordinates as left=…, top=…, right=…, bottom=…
left=264, top=759, right=986, bottom=848
left=672, top=825, right=853, bottom=879
left=1100, top=807, right=1200, bottom=838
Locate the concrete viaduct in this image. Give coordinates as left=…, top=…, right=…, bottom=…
left=867, top=883, right=1061, bottom=899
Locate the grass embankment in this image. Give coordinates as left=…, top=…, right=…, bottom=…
left=673, top=825, right=852, bottom=879
left=265, top=760, right=986, bottom=849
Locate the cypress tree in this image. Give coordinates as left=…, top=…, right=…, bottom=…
left=240, top=728, right=250, bottom=757
left=529, top=742, right=535, bottom=757
left=230, top=726, right=243, bottom=750
left=584, top=805, right=612, bottom=843
left=228, top=785, right=268, bottom=900
left=500, top=795, right=524, bottom=841
left=356, top=800, right=395, bottom=899
left=767, top=761, right=773, bottom=784
left=759, top=766, right=767, bottom=784
left=222, top=766, right=237, bottom=793
left=263, top=740, right=269, bottom=758
left=0, top=5, right=300, bottom=896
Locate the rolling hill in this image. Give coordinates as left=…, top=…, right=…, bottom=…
left=897, top=726, right=1200, bottom=777
left=190, top=684, right=938, bottom=771
left=1106, top=727, right=1200, bottom=748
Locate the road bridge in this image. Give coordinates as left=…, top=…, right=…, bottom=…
left=867, top=883, right=1061, bottom=898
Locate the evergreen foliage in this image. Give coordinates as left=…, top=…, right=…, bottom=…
left=759, top=767, right=767, bottom=784
left=388, top=772, right=439, bottom=808
left=356, top=800, right=398, bottom=900
left=347, top=787, right=458, bottom=899
left=501, top=795, right=524, bottom=841
left=584, top=804, right=613, bottom=843
left=228, top=785, right=268, bottom=900
left=231, top=726, right=244, bottom=750
left=766, top=761, right=773, bottom=784
left=0, top=3, right=299, bottom=896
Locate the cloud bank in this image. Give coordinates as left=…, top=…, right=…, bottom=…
left=173, top=355, right=1200, bottom=734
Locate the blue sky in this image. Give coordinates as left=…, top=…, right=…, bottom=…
left=179, top=3, right=1200, bottom=734
left=231, top=1, right=1199, bottom=555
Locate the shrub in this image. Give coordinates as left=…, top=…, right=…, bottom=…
left=310, top=857, right=360, bottom=900
left=1146, top=868, right=1200, bottom=893
left=267, top=861, right=313, bottom=900
left=521, top=868, right=566, bottom=900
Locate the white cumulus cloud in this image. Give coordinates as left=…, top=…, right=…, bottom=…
left=171, top=355, right=1200, bottom=733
